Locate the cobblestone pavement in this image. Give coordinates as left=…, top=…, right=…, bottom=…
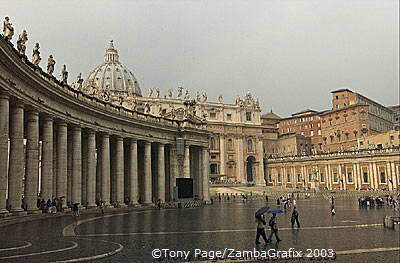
left=0, top=197, right=399, bottom=262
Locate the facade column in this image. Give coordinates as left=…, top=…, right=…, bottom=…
left=86, top=130, right=96, bottom=208
left=237, top=137, right=245, bottom=182
left=81, top=132, right=88, bottom=206
left=391, top=162, right=397, bottom=189
left=52, top=125, right=57, bottom=197
left=0, top=94, right=9, bottom=215
left=368, top=162, right=375, bottom=189
left=183, top=144, right=190, bottom=178
left=372, top=162, right=379, bottom=190
left=257, top=139, right=264, bottom=185
left=324, top=164, right=330, bottom=190
left=386, top=162, right=393, bottom=191
left=158, top=143, right=166, bottom=202
left=128, top=139, right=139, bottom=205
left=25, top=110, right=40, bottom=213
left=143, top=141, right=152, bottom=204
left=8, top=103, right=26, bottom=214
left=67, top=131, right=72, bottom=204
left=202, top=147, right=210, bottom=202
left=219, top=135, right=226, bottom=175
left=71, top=127, right=82, bottom=205
left=353, top=163, right=358, bottom=190
left=41, top=116, right=53, bottom=201
left=115, top=136, right=125, bottom=206
left=56, top=122, right=68, bottom=208
left=101, top=133, right=111, bottom=205
left=356, top=163, right=362, bottom=190
left=170, top=145, right=178, bottom=201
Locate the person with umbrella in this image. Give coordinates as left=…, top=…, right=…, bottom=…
left=254, top=206, right=269, bottom=245
left=291, top=207, right=300, bottom=228
left=267, top=209, right=282, bottom=242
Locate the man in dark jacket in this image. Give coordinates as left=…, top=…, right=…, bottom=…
left=255, top=214, right=268, bottom=244
left=268, top=213, right=282, bottom=242
left=291, top=207, right=300, bottom=228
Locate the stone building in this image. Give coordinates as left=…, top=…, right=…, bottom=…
left=80, top=41, right=266, bottom=185
left=0, top=26, right=210, bottom=217
left=358, top=130, right=400, bottom=149
left=389, top=105, right=400, bottom=131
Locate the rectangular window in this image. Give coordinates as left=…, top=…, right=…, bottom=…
left=287, top=174, right=291, bottom=183
left=310, top=130, right=314, bottom=136
left=297, top=174, right=301, bottom=183
left=333, top=173, right=338, bottom=183
left=320, top=173, right=325, bottom=183
left=363, top=172, right=368, bottom=183
left=227, top=113, right=232, bottom=120
left=246, top=112, right=252, bottom=121
left=308, top=173, right=312, bottom=181
left=347, top=172, right=353, bottom=183
left=380, top=172, right=386, bottom=184
left=277, top=174, right=281, bottom=183
left=210, top=112, right=216, bottom=119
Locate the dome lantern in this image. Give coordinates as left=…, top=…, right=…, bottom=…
left=104, top=40, right=120, bottom=63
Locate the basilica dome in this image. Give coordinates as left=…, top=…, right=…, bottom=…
left=84, top=41, right=142, bottom=96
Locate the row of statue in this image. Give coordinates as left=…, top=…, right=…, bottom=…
left=3, top=17, right=69, bottom=85
left=146, top=86, right=217, bottom=104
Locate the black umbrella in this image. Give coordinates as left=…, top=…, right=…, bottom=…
left=255, top=206, right=269, bottom=217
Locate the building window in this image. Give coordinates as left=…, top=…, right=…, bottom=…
left=227, top=113, right=232, bottom=121
left=277, top=174, right=281, bottom=183
left=297, top=174, right=301, bottom=183
left=320, top=173, right=325, bottom=183
left=287, top=174, right=291, bottom=183
left=380, top=172, right=386, bottom=184
left=345, top=133, right=349, bottom=141
left=333, top=172, right=338, bottom=183
left=210, top=112, right=216, bottom=119
left=363, top=171, right=368, bottom=183
left=246, top=112, right=252, bottom=121
left=268, top=174, right=272, bottom=183
left=347, top=171, right=353, bottom=183
left=308, top=173, right=312, bottom=181
left=310, top=130, right=314, bottom=136
left=210, top=137, right=217, bottom=150
left=227, top=139, right=233, bottom=151
left=330, top=136, right=334, bottom=144
left=247, top=139, right=253, bottom=152
left=210, top=164, right=219, bottom=174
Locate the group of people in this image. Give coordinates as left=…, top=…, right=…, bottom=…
left=37, top=197, right=64, bottom=213
left=358, top=194, right=399, bottom=210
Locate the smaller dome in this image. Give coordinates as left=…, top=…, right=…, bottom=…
left=84, top=41, right=142, bottom=96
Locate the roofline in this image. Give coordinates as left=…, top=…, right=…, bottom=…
left=331, top=88, right=353, bottom=94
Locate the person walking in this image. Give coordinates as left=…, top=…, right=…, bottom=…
left=291, top=207, right=300, bottom=228
left=255, top=214, right=268, bottom=245
left=267, top=213, right=282, bottom=242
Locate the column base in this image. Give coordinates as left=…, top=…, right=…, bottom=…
left=129, top=202, right=140, bottom=207
left=0, top=210, right=11, bottom=218
left=11, top=209, right=28, bottom=216
left=141, top=202, right=155, bottom=207
left=27, top=209, right=42, bottom=214
left=117, top=204, right=127, bottom=208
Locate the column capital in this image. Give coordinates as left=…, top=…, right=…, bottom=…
left=127, top=138, right=138, bottom=143
left=0, top=93, right=9, bottom=100
left=12, top=100, right=24, bottom=108
left=86, top=129, right=96, bottom=135
left=42, top=114, right=53, bottom=121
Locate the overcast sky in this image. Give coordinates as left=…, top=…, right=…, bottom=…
left=3, top=0, right=399, bottom=117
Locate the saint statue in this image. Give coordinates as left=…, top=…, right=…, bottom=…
left=158, top=104, right=163, bottom=116
left=196, top=91, right=201, bottom=102
left=32, top=43, right=41, bottom=66
left=47, top=55, right=56, bottom=75
left=61, top=65, right=68, bottom=85
left=202, top=92, right=207, bottom=102
left=147, top=87, right=153, bottom=97
left=118, top=96, right=124, bottom=106
left=218, top=94, right=223, bottom=103
left=145, top=102, right=151, bottom=114
left=177, top=87, right=183, bottom=99
left=156, top=88, right=160, bottom=98
left=184, top=90, right=190, bottom=100
left=167, top=88, right=173, bottom=98
left=3, top=17, right=14, bottom=41
left=16, top=30, right=28, bottom=55
left=131, top=97, right=137, bottom=111
left=76, top=73, right=83, bottom=90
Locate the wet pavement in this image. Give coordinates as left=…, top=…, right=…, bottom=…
left=0, top=197, right=399, bottom=262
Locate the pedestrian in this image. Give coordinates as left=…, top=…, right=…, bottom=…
left=255, top=214, right=268, bottom=245
left=72, top=203, right=79, bottom=218
left=267, top=213, right=282, bottom=242
left=291, top=207, right=300, bottom=228
left=331, top=204, right=335, bottom=215
left=293, top=199, right=296, bottom=207
left=265, top=195, right=268, bottom=202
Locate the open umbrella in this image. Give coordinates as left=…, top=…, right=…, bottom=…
left=255, top=206, right=269, bottom=217
left=267, top=208, right=283, bottom=214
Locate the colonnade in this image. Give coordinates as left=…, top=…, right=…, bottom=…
left=0, top=94, right=210, bottom=216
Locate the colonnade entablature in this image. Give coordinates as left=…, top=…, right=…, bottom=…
left=0, top=31, right=211, bottom=217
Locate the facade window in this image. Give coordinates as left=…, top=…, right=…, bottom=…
left=247, top=139, right=253, bottom=152
left=380, top=172, right=386, bottom=184
left=210, top=164, right=219, bottom=174
left=347, top=171, right=353, bottom=183
left=246, top=112, right=252, bottom=121
left=287, top=174, right=291, bottom=183
left=345, top=133, right=349, bottom=141
left=363, top=172, right=368, bottom=183
left=333, top=172, right=338, bottom=183
left=210, top=112, right=216, bottom=119
left=227, top=113, right=232, bottom=121
left=277, top=174, right=281, bottom=183
left=308, top=173, right=312, bottom=181
left=297, top=174, right=301, bottom=183
left=310, top=131, right=314, bottom=136
left=330, top=136, right=334, bottom=144
left=320, top=173, right=325, bottom=183
left=227, top=139, right=233, bottom=151
left=268, top=174, right=272, bottom=183
left=210, top=137, right=217, bottom=150
left=318, top=129, right=321, bottom=135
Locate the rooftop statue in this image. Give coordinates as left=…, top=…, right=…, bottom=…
left=167, top=88, right=173, bottom=98
left=196, top=91, right=201, bottom=102
left=61, top=65, right=68, bottom=85
left=156, top=88, right=160, bottom=98
left=47, top=55, right=56, bottom=75
left=3, top=17, right=14, bottom=41
left=32, top=43, right=41, bottom=66
left=147, top=87, right=153, bottom=97
left=202, top=92, right=207, bottom=102
left=16, top=30, right=28, bottom=55
left=218, top=94, right=223, bottom=103
left=184, top=90, right=190, bottom=100
left=76, top=73, right=83, bottom=90
left=145, top=102, right=151, bottom=114
left=177, top=87, right=183, bottom=100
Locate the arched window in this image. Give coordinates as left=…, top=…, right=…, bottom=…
left=227, top=138, right=233, bottom=151
left=247, top=139, right=253, bottom=152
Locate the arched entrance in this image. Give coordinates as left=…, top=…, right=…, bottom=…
left=246, top=156, right=256, bottom=182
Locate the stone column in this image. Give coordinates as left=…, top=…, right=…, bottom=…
left=372, top=162, right=379, bottom=189
left=56, top=122, right=68, bottom=207
left=257, top=139, right=264, bottom=185
left=128, top=139, right=139, bottom=205
left=101, top=134, right=111, bottom=205
left=386, top=162, right=393, bottom=191
left=25, top=110, right=40, bottom=213
left=52, top=125, right=57, bottom=197
left=368, top=162, right=375, bottom=189
left=183, top=144, right=190, bottom=178
left=41, top=116, right=53, bottom=201
left=0, top=94, right=9, bottom=215
left=143, top=141, right=152, bottom=204
left=391, top=162, right=397, bottom=189
left=219, top=136, right=226, bottom=175
left=170, top=145, right=178, bottom=201
left=202, top=147, right=210, bottom=202
left=356, top=163, right=362, bottom=190
left=71, top=127, right=82, bottom=205
left=8, top=103, right=26, bottom=214
left=237, top=137, right=245, bottom=182
left=67, top=131, right=72, bottom=204
left=115, top=136, right=125, bottom=206
left=158, top=143, right=166, bottom=202
left=86, top=130, right=96, bottom=208
left=81, top=132, right=88, bottom=206
left=353, top=163, right=358, bottom=190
